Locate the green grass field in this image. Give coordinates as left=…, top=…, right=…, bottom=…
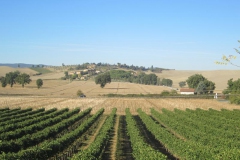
left=30, top=67, right=52, bottom=74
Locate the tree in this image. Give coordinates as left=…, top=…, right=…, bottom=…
left=179, top=81, right=186, bottom=88
left=186, top=74, right=206, bottom=89
left=76, top=89, right=84, bottom=97
left=64, top=71, right=69, bottom=79
left=196, top=81, right=206, bottom=94
left=150, top=65, right=154, bottom=72
left=95, top=72, right=111, bottom=88
left=5, top=71, right=20, bottom=87
left=186, top=74, right=215, bottom=94
left=36, top=79, right=43, bottom=89
left=1, top=77, right=7, bottom=87
left=143, top=73, right=157, bottom=85
left=137, top=72, right=146, bottom=84
left=215, top=40, right=240, bottom=67
left=161, top=78, right=173, bottom=87
left=203, top=80, right=215, bottom=94
left=223, top=78, right=240, bottom=104
left=16, top=73, right=32, bottom=87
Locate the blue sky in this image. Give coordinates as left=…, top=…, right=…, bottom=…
left=0, top=0, right=239, bottom=70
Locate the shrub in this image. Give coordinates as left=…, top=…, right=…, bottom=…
left=161, top=90, right=170, bottom=96
left=77, top=90, right=84, bottom=97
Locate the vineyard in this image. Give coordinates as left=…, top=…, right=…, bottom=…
left=0, top=97, right=239, bottom=160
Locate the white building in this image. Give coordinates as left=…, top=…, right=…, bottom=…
left=180, top=88, right=195, bottom=95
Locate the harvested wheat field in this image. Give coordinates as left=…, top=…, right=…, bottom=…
left=0, top=96, right=239, bottom=114
left=0, top=80, right=172, bottom=97
left=0, top=66, right=38, bottom=76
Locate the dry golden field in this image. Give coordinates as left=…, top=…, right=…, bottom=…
left=0, top=66, right=38, bottom=76
left=0, top=67, right=240, bottom=114
left=155, top=69, right=240, bottom=92
left=1, top=68, right=240, bottom=96
left=0, top=79, right=173, bottom=97
left=0, top=96, right=239, bottom=115
left=1, top=66, right=240, bottom=93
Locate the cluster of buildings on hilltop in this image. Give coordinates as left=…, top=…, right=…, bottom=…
left=68, top=67, right=101, bottom=81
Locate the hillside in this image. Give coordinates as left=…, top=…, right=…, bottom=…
left=1, top=66, right=240, bottom=95
left=0, top=66, right=38, bottom=77
left=155, top=70, right=240, bottom=92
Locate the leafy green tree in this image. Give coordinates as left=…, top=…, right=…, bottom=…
left=95, top=72, right=111, bottom=88
left=179, top=81, right=186, bottom=88
left=186, top=74, right=215, bottom=94
left=5, top=71, right=20, bottom=87
left=16, top=73, right=32, bottom=87
left=196, top=81, right=206, bottom=94
left=161, top=78, right=173, bottom=87
left=110, top=70, right=132, bottom=80
left=186, top=74, right=206, bottom=88
left=1, top=77, right=7, bottom=87
left=64, top=71, right=69, bottom=79
left=143, top=73, right=157, bottom=85
left=150, top=65, right=154, bottom=72
left=36, top=79, right=43, bottom=89
left=138, top=72, right=146, bottom=84
left=223, top=78, right=240, bottom=104
left=203, top=80, right=215, bottom=94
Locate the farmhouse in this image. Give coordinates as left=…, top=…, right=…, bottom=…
left=68, top=71, right=75, bottom=75
left=180, top=88, right=195, bottom=95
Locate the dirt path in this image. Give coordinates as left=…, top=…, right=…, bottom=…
left=111, top=115, right=119, bottom=160
left=116, top=115, right=134, bottom=160
left=101, top=115, right=120, bottom=160
left=82, top=115, right=108, bottom=150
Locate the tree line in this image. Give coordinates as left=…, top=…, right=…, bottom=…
left=0, top=71, right=43, bottom=89
left=96, top=70, right=218, bottom=95
left=109, top=70, right=159, bottom=85
left=95, top=70, right=173, bottom=88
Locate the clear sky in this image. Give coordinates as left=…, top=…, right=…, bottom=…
left=0, top=0, right=239, bottom=70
